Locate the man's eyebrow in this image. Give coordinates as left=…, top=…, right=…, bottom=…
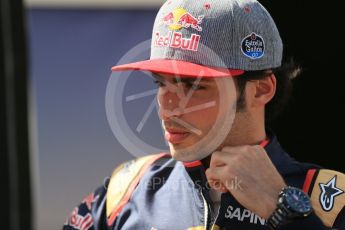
left=174, top=78, right=212, bottom=83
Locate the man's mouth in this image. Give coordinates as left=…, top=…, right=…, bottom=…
left=164, top=128, right=190, bottom=144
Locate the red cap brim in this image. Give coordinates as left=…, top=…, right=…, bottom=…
left=111, top=59, right=244, bottom=78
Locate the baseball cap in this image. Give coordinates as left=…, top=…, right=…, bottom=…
left=111, top=0, right=283, bottom=78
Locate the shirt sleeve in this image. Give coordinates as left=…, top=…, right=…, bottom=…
left=280, top=212, right=337, bottom=230
left=301, top=169, right=345, bottom=229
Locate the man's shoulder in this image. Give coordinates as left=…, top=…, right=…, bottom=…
left=109, top=153, right=174, bottom=179
left=266, top=134, right=345, bottom=228
left=63, top=153, right=175, bottom=230
left=106, top=153, right=175, bottom=225
left=107, top=152, right=175, bottom=202
left=265, top=133, right=324, bottom=181
left=284, top=165, right=345, bottom=229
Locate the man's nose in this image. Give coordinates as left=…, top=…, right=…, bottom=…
left=157, top=87, right=183, bottom=120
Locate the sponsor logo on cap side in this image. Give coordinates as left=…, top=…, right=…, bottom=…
left=241, top=32, right=265, bottom=59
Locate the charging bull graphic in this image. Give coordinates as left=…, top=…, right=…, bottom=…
left=162, top=8, right=204, bottom=32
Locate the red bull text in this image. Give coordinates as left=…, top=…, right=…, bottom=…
left=154, top=31, right=200, bottom=52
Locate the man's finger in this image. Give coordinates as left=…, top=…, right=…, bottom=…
left=209, top=151, right=227, bottom=168
left=206, top=166, right=223, bottom=181
left=205, top=166, right=226, bottom=191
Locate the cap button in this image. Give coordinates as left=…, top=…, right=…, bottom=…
left=204, top=3, right=211, bottom=10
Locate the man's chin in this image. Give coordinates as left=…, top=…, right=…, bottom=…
left=169, top=148, right=210, bottom=163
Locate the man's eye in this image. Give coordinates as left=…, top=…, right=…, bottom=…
left=153, top=80, right=165, bottom=87
left=185, top=82, right=206, bottom=90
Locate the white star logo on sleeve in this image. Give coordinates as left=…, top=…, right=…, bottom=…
left=319, top=176, right=344, bottom=211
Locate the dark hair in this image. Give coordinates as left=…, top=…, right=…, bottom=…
left=234, top=59, right=301, bottom=123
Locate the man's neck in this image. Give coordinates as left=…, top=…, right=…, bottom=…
left=201, top=129, right=267, bottom=169
left=201, top=110, right=267, bottom=168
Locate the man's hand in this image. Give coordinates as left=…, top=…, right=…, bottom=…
left=205, top=145, right=286, bottom=219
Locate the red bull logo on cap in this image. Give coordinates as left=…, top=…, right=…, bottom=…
left=161, top=8, right=204, bottom=32
left=154, top=31, right=200, bottom=52
left=155, top=8, right=203, bottom=52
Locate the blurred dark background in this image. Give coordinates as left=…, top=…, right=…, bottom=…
left=260, top=0, right=344, bottom=172
left=1, top=0, right=344, bottom=229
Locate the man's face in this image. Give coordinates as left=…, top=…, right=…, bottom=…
left=155, top=73, right=237, bottom=162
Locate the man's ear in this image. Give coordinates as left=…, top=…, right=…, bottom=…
left=254, top=73, right=276, bottom=106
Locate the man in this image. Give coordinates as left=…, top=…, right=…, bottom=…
left=63, top=0, right=345, bottom=229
